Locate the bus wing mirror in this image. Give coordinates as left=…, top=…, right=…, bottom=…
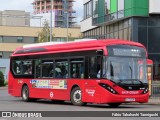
left=96, top=50, right=103, bottom=55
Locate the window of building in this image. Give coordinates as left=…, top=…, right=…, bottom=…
left=0, top=52, right=2, bottom=58
left=124, top=20, right=129, bottom=28
left=0, top=36, right=3, bottom=42
left=119, top=21, right=124, bottom=30
left=114, top=23, right=119, bottom=31
left=84, top=1, right=92, bottom=19
left=107, top=26, right=110, bottom=33
left=93, top=0, right=98, bottom=18
left=2, top=52, right=12, bottom=58
left=119, top=30, right=123, bottom=39
left=118, top=0, right=124, bottom=11
left=84, top=3, right=86, bottom=19
left=118, top=10, right=124, bottom=19
left=128, top=27, right=132, bottom=40
left=124, top=28, right=128, bottom=40
left=102, top=26, right=105, bottom=36
left=17, top=37, right=23, bottom=43
left=89, top=1, right=92, bottom=17
left=105, top=0, right=110, bottom=14
left=3, top=36, right=17, bottom=43
left=114, top=31, right=119, bottom=39
left=110, top=33, right=114, bottom=38
left=110, top=24, right=114, bottom=33
left=110, top=13, right=117, bottom=20
left=34, top=37, right=38, bottom=43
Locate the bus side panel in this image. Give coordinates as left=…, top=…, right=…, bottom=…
left=28, top=79, right=84, bottom=101
left=82, top=80, right=99, bottom=103
left=8, top=72, right=22, bottom=97
left=28, top=80, right=69, bottom=100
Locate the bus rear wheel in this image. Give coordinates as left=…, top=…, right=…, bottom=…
left=108, top=103, right=121, bottom=108
left=71, top=87, right=86, bottom=106
left=22, top=85, right=31, bottom=102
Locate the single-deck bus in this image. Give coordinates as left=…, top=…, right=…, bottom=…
left=8, top=39, right=149, bottom=107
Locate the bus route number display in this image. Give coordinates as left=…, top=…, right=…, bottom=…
left=113, top=48, right=141, bottom=57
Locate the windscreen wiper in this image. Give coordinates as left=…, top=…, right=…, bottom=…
left=129, top=66, right=132, bottom=79
left=133, top=79, right=144, bottom=85
left=113, top=80, right=123, bottom=86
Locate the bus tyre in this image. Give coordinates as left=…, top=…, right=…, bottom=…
left=22, top=85, right=30, bottom=102
left=108, top=103, right=121, bottom=108
left=71, top=87, right=86, bottom=106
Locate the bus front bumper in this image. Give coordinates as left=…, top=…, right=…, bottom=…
left=99, top=93, right=149, bottom=104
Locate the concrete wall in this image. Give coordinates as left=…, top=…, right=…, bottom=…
left=149, top=0, right=160, bottom=13
left=81, top=17, right=97, bottom=33
left=1, top=10, right=30, bottom=27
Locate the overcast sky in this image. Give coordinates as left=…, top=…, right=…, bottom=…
left=0, top=0, right=83, bottom=23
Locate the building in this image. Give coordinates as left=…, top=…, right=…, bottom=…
left=32, top=0, right=77, bottom=27
left=81, top=0, right=160, bottom=81
left=0, top=25, right=81, bottom=79
left=0, top=10, right=30, bottom=26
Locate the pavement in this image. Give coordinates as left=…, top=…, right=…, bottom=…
left=1, top=86, right=160, bottom=105
left=0, top=86, right=7, bottom=90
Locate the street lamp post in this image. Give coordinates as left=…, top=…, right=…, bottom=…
left=64, top=12, right=69, bottom=42
left=50, top=0, right=53, bottom=42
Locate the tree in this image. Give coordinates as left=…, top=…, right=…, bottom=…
left=37, top=20, right=55, bottom=43
left=0, top=71, right=5, bottom=87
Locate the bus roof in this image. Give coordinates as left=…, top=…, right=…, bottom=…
left=11, top=39, right=146, bottom=57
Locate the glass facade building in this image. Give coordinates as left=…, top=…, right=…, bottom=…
left=81, top=0, right=160, bottom=81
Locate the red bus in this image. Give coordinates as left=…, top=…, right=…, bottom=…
left=8, top=39, right=149, bottom=107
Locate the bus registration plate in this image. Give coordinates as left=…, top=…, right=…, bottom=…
left=125, top=98, right=135, bottom=102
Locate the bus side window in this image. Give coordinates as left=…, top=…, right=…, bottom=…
left=12, top=60, right=21, bottom=74
left=55, top=60, right=68, bottom=79
left=70, top=58, right=84, bottom=79
left=35, top=60, right=41, bottom=78
left=88, top=56, right=102, bottom=78
left=88, top=57, right=97, bottom=78
left=12, top=60, right=33, bottom=75
left=41, top=60, right=54, bottom=78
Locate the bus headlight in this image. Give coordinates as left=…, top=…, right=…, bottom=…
left=99, top=83, right=118, bottom=94
left=141, top=88, right=148, bottom=94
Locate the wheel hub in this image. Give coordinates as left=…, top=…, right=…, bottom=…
left=75, top=93, right=80, bottom=99
left=73, top=90, right=81, bottom=103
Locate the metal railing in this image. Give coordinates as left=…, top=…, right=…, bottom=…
left=151, top=83, right=160, bottom=97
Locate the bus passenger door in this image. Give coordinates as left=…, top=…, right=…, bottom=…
left=83, top=56, right=101, bottom=103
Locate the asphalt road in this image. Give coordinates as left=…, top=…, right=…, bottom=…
left=0, top=88, right=160, bottom=120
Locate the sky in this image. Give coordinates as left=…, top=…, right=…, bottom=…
left=0, top=0, right=83, bottom=24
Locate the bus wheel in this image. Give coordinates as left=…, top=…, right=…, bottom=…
left=22, top=85, right=30, bottom=102
left=108, top=103, right=121, bottom=108
left=71, top=87, right=86, bottom=106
